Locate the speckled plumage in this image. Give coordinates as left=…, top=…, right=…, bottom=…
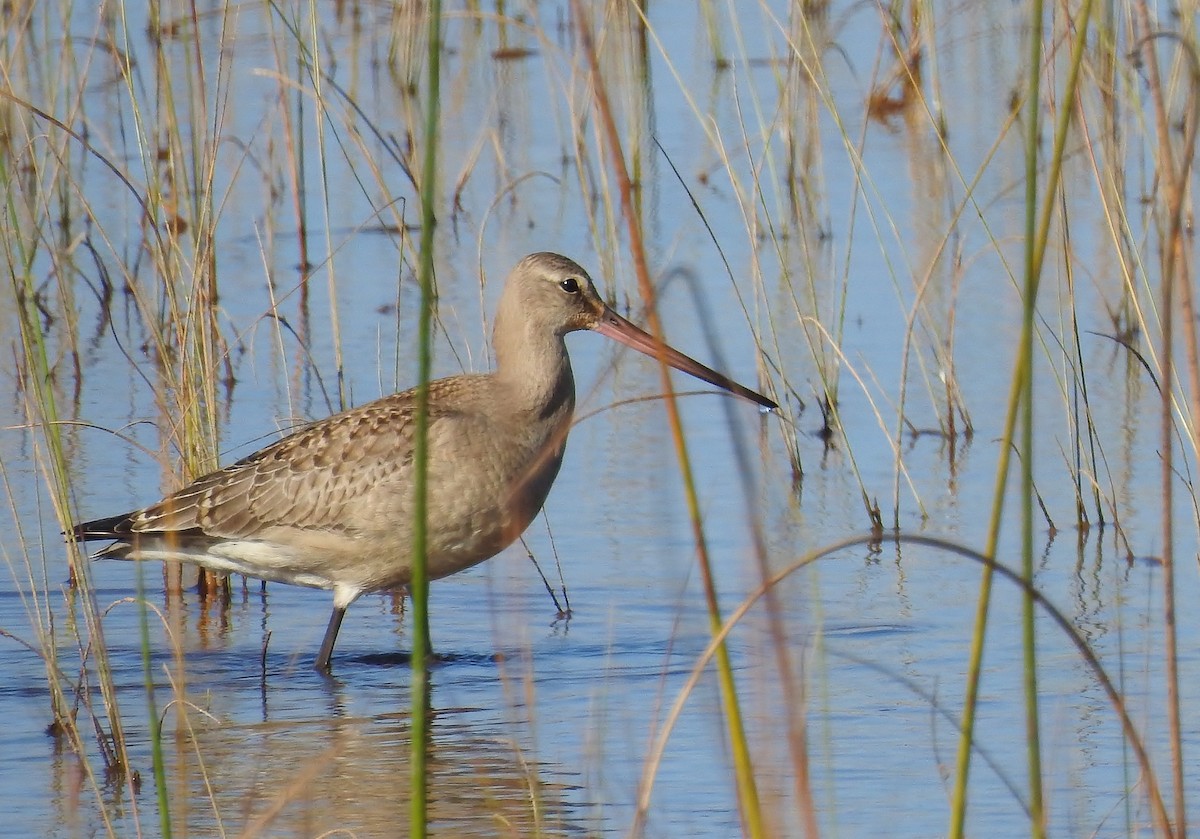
left=72, top=252, right=776, bottom=670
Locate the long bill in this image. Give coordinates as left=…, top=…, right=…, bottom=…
left=591, top=307, right=777, bottom=410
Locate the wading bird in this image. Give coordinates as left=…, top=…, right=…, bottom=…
left=72, top=253, right=775, bottom=671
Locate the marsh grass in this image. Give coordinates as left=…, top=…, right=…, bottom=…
left=1, top=0, right=1197, bottom=836
left=577, top=4, right=768, bottom=834
left=409, top=1, right=444, bottom=835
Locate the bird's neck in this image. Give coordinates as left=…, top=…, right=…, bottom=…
left=492, top=313, right=576, bottom=420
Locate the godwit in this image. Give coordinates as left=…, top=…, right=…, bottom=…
left=72, top=253, right=775, bottom=671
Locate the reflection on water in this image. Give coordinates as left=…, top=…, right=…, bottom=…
left=3, top=0, right=1200, bottom=837
left=3, top=590, right=593, bottom=837
left=3, top=516, right=1198, bottom=836
left=182, top=704, right=583, bottom=837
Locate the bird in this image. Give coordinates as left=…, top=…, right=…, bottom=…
left=71, top=252, right=777, bottom=671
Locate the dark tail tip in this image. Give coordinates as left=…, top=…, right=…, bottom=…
left=68, top=512, right=135, bottom=542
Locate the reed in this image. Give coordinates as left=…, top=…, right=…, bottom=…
left=1, top=1, right=1198, bottom=836
left=1132, top=3, right=1196, bottom=829
left=637, top=532, right=1173, bottom=837
left=577, top=5, right=766, bottom=834
left=410, top=1, right=444, bottom=835
left=1, top=8, right=137, bottom=831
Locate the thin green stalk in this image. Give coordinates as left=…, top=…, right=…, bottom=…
left=2, top=113, right=130, bottom=786
left=410, top=3, right=442, bottom=837
left=1018, top=0, right=1047, bottom=829
left=949, top=1, right=1095, bottom=835
left=136, top=563, right=171, bottom=838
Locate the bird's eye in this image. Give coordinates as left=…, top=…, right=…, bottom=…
left=559, top=277, right=581, bottom=294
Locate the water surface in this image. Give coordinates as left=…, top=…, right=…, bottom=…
left=2, top=2, right=1197, bottom=836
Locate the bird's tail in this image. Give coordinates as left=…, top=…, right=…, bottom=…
left=68, top=512, right=135, bottom=544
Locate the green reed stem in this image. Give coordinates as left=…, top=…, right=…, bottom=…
left=1017, top=0, right=1047, bottom=830
left=3, top=123, right=130, bottom=782
left=410, top=2, right=442, bottom=837
left=136, top=563, right=171, bottom=838
left=949, top=2, right=1095, bottom=834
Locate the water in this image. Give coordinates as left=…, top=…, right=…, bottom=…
left=2, top=1, right=1197, bottom=836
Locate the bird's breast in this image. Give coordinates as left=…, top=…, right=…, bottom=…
left=394, top=404, right=573, bottom=581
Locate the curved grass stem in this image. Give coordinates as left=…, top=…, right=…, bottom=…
left=950, top=1, right=1097, bottom=835
left=573, top=4, right=764, bottom=836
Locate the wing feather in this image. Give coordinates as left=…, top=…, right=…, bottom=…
left=127, top=392, right=421, bottom=538
left=73, top=376, right=488, bottom=545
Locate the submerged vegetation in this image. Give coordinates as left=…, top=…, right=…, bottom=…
left=1, top=0, right=1197, bottom=836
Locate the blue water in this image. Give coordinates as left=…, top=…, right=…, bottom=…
left=2, top=1, right=1197, bottom=837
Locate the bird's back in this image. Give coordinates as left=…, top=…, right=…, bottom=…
left=74, top=371, right=575, bottom=592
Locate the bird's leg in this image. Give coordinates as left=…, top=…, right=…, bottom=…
left=314, top=605, right=347, bottom=673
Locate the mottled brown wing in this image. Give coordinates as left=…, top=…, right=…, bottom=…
left=127, top=391, right=425, bottom=539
